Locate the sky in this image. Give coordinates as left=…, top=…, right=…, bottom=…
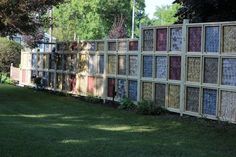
left=145, top=0, right=174, bottom=19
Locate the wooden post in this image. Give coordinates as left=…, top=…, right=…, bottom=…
left=180, top=19, right=189, bottom=116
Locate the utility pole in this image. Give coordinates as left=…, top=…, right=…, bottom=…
left=131, top=0, right=136, bottom=39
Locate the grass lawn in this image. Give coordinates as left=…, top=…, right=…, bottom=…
left=0, top=84, right=236, bottom=157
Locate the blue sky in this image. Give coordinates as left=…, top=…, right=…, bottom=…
left=145, top=0, right=174, bottom=19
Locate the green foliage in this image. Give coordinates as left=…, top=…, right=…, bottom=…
left=174, top=0, right=236, bottom=23
left=137, top=100, right=167, bottom=115
left=0, top=73, right=13, bottom=84
left=152, top=3, right=181, bottom=26
left=53, top=0, right=146, bottom=40
left=84, top=95, right=102, bottom=104
left=119, top=97, right=136, bottom=111
left=0, top=37, right=22, bottom=74
left=0, top=0, right=64, bottom=37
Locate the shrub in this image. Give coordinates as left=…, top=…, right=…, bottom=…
left=0, top=72, right=13, bottom=84
left=137, top=100, right=167, bottom=115
left=85, top=95, right=102, bottom=104
left=0, top=37, right=22, bottom=74
left=119, top=97, right=136, bottom=111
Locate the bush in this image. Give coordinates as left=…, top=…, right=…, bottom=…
left=137, top=100, right=167, bottom=115
left=0, top=72, right=13, bottom=84
left=85, top=95, right=102, bottom=104
left=0, top=37, right=22, bottom=74
left=119, top=97, right=136, bottom=111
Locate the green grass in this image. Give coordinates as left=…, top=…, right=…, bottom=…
left=0, top=84, right=236, bottom=157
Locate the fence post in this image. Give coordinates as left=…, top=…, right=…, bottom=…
left=10, top=63, right=13, bottom=79
left=180, top=19, right=189, bottom=116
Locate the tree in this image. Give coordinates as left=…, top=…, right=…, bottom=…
left=174, top=0, right=236, bottom=23
left=53, top=0, right=146, bottom=40
left=0, top=0, right=64, bottom=37
left=152, top=4, right=181, bottom=26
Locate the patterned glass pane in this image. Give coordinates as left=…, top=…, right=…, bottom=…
left=49, top=54, right=56, bottom=69
left=97, top=42, right=104, bottom=51
left=204, top=58, right=218, bottom=84
left=187, top=57, right=201, bottom=82
left=129, top=41, right=138, bottom=51
left=143, top=56, right=153, bottom=77
left=118, top=41, right=127, bottom=51
left=62, top=74, right=69, bottom=91
left=128, top=80, right=137, bottom=101
left=32, top=54, right=37, bottom=68
left=169, top=56, right=181, bottom=80
left=88, top=42, right=96, bottom=51
left=70, top=74, right=77, bottom=93
left=108, top=78, right=115, bottom=97
left=79, top=76, right=87, bottom=95
left=168, top=85, right=180, bottom=109
left=143, top=29, right=153, bottom=51
left=188, top=27, right=202, bottom=52
left=108, top=55, right=116, bottom=74
left=88, top=55, right=96, bottom=74
left=98, top=55, right=104, bottom=74
left=49, top=72, right=55, bottom=88
left=87, top=76, right=95, bottom=95
left=42, top=72, right=49, bottom=87
left=78, top=54, right=88, bottom=73
left=129, top=55, right=138, bottom=76
left=205, top=26, right=219, bottom=53
left=155, top=84, right=166, bottom=107
left=56, top=54, right=63, bottom=70
left=223, top=26, right=236, bottom=53
left=96, top=77, right=103, bottom=96
left=108, top=42, right=116, bottom=51
left=186, top=87, right=199, bottom=113
left=117, top=79, right=126, bottom=99
left=170, top=28, right=182, bottom=51
left=38, top=54, right=44, bottom=69
left=142, top=82, right=153, bottom=100
left=118, top=55, right=126, bottom=75
left=203, top=89, right=217, bottom=116
left=156, top=28, right=167, bottom=51
left=222, top=58, right=236, bottom=86
left=221, top=91, right=236, bottom=122
left=156, top=56, right=167, bottom=79
left=56, top=73, right=63, bottom=90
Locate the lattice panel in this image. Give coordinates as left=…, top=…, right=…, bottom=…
left=87, top=76, right=95, bottom=95
left=143, top=56, right=153, bottom=77
left=205, top=26, right=219, bottom=53
left=96, top=77, right=103, bottom=96
left=143, top=29, right=154, bottom=51
left=129, top=55, right=138, bottom=76
left=221, top=91, right=236, bottom=122
left=49, top=54, right=56, bottom=69
left=155, top=84, right=166, bottom=107
left=108, top=78, right=115, bottom=97
left=64, top=55, right=71, bottom=71
left=38, top=54, right=44, bottom=69
left=118, top=41, right=127, bottom=51
left=78, top=54, right=88, bottom=73
left=222, top=58, right=236, bottom=86
left=170, top=28, right=182, bottom=51
left=169, top=56, right=181, bottom=80
left=156, top=56, right=167, bottom=79
left=142, top=82, right=153, bottom=100
left=117, top=79, right=126, bottom=99
left=188, top=27, right=202, bottom=52
left=129, top=41, right=138, bottom=51
left=128, top=80, right=137, bottom=101
left=70, top=54, right=77, bottom=72
left=186, top=87, right=200, bottom=113
left=204, top=58, right=218, bottom=84
left=97, top=42, right=104, bottom=51
left=203, top=89, right=217, bottom=116
left=108, top=42, right=116, bottom=51
left=108, top=55, right=117, bottom=74
left=118, top=55, right=126, bottom=75
left=187, top=57, right=201, bottom=82
left=98, top=55, right=104, bottom=74
left=156, top=28, right=167, bottom=51
left=62, top=74, right=69, bottom=91
left=223, top=26, right=236, bottom=53
left=56, top=54, right=63, bottom=70
left=88, top=55, right=96, bottom=74
left=168, top=85, right=180, bottom=109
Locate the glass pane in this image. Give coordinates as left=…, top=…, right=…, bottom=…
left=204, top=58, right=218, bottom=84
left=205, top=26, right=219, bottom=53
left=169, top=56, right=181, bottom=80
left=186, top=87, right=200, bottom=113
left=156, top=28, right=167, bottom=51
left=188, top=27, right=202, bottom=52
left=170, top=28, right=182, bottom=51
left=187, top=57, right=201, bottom=82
